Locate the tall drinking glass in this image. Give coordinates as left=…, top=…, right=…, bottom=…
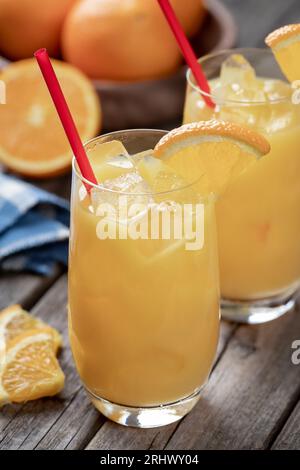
left=184, top=48, right=300, bottom=324
left=68, top=129, right=220, bottom=428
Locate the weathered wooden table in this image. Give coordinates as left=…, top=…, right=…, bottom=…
left=1, top=0, right=300, bottom=451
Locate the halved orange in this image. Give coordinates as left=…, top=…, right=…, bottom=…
left=265, top=24, right=300, bottom=82
left=153, top=120, right=270, bottom=195
left=0, top=328, right=65, bottom=406
left=0, top=58, right=101, bottom=178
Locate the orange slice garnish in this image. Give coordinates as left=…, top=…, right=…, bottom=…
left=153, top=120, right=270, bottom=195
left=265, top=24, right=300, bottom=82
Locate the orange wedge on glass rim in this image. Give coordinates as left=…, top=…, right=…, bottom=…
left=0, top=328, right=65, bottom=406
left=265, top=24, right=300, bottom=83
left=0, top=58, right=100, bottom=178
left=153, top=120, right=270, bottom=196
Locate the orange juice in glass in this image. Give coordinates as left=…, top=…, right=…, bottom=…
left=184, top=48, right=300, bottom=323
left=68, top=129, right=220, bottom=427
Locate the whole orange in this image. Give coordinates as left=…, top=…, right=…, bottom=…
left=0, top=0, right=76, bottom=59
left=172, top=0, right=206, bottom=36
left=62, top=0, right=184, bottom=81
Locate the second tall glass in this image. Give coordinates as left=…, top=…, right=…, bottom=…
left=184, top=48, right=300, bottom=324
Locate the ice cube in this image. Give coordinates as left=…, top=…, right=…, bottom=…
left=263, top=78, right=292, bottom=101
left=102, top=171, right=147, bottom=193
left=87, top=140, right=134, bottom=181
left=106, top=154, right=133, bottom=170
left=217, top=54, right=266, bottom=102
left=137, top=155, right=186, bottom=193
left=91, top=171, right=152, bottom=221
left=87, top=139, right=129, bottom=164
left=136, top=155, right=200, bottom=204
left=130, top=149, right=154, bottom=166
left=220, top=54, right=256, bottom=86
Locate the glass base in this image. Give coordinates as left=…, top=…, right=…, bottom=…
left=87, top=387, right=202, bottom=428
left=221, top=287, right=298, bottom=324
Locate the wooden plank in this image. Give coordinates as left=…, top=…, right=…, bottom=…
left=0, top=272, right=63, bottom=440
left=85, top=321, right=236, bottom=450
left=0, top=275, right=77, bottom=449
left=0, top=272, right=235, bottom=448
left=29, top=304, right=235, bottom=449
left=163, top=304, right=300, bottom=450
left=0, top=268, right=60, bottom=311
left=222, top=0, right=300, bottom=47
left=87, top=420, right=174, bottom=452
left=0, top=175, right=69, bottom=444
left=1, top=298, right=235, bottom=449
left=34, top=388, right=104, bottom=450
left=0, top=274, right=106, bottom=450
left=52, top=389, right=104, bottom=451
left=272, top=400, right=300, bottom=450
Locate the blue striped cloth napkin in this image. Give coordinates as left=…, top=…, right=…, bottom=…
left=0, top=173, right=70, bottom=275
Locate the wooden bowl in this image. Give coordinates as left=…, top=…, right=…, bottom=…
left=0, top=0, right=237, bottom=131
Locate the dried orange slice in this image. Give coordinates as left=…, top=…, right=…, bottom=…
left=153, top=120, right=270, bottom=195
left=0, top=328, right=65, bottom=406
left=0, top=304, right=62, bottom=352
left=265, top=24, right=300, bottom=83
left=0, top=58, right=100, bottom=177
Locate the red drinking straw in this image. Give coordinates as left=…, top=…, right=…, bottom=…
left=34, top=48, right=98, bottom=189
left=157, top=0, right=215, bottom=109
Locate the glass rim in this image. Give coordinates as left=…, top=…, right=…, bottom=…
left=72, top=130, right=212, bottom=200
left=186, top=47, right=292, bottom=106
